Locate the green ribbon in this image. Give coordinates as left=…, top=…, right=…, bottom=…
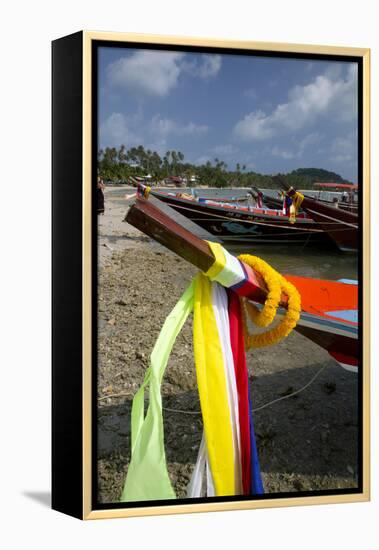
left=120, top=281, right=194, bottom=502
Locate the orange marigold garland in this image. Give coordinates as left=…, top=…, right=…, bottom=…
left=238, top=254, right=301, bottom=349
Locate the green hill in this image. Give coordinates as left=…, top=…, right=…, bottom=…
left=285, top=168, right=352, bottom=188
left=248, top=167, right=351, bottom=190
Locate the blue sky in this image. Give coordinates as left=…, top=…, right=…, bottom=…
left=98, top=47, right=358, bottom=181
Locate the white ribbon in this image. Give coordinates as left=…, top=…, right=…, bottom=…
left=187, top=432, right=216, bottom=498
left=208, top=247, right=246, bottom=289
left=188, top=281, right=243, bottom=497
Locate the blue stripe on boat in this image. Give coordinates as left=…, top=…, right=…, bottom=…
left=337, top=278, right=358, bottom=285
left=325, top=309, right=358, bottom=323
left=296, top=311, right=358, bottom=335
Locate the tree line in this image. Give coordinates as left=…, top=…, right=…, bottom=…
left=98, top=145, right=350, bottom=189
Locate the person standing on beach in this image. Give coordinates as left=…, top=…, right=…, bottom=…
left=97, top=176, right=105, bottom=214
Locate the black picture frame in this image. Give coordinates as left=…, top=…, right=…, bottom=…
left=52, top=31, right=370, bottom=520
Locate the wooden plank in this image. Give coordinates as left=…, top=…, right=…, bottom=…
left=126, top=198, right=214, bottom=271
left=126, top=198, right=289, bottom=307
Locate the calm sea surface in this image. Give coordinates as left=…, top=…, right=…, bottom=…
left=110, top=186, right=358, bottom=282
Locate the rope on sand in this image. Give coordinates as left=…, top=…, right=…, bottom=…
left=161, top=363, right=328, bottom=415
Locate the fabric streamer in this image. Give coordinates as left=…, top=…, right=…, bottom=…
left=211, top=282, right=242, bottom=494
left=120, top=242, right=295, bottom=502
left=206, top=240, right=265, bottom=300
left=121, top=282, right=194, bottom=502
left=228, top=289, right=252, bottom=495
left=193, top=273, right=236, bottom=496
left=248, top=388, right=264, bottom=494
left=186, top=432, right=215, bottom=498
left=206, top=241, right=244, bottom=288
left=187, top=279, right=244, bottom=498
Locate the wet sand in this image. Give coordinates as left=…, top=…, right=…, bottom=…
left=97, top=187, right=359, bottom=503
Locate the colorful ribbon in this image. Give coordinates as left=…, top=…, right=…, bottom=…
left=206, top=241, right=264, bottom=299
left=121, top=244, right=264, bottom=502
left=193, top=273, right=236, bottom=496
left=121, top=282, right=194, bottom=502
left=228, top=289, right=252, bottom=494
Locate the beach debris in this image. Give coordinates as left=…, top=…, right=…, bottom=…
left=323, top=381, right=337, bottom=394
left=279, top=386, right=295, bottom=397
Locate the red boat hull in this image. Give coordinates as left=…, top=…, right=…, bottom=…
left=286, top=189, right=358, bottom=252
left=152, top=191, right=331, bottom=246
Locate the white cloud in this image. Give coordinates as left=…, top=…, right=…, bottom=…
left=99, top=113, right=140, bottom=147
left=234, top=65, right=357, bottom=141
left=331, top=131, right=357, bottom=163
left=270, top=146, right=295, bottom=160
left=234, top=110, right=275, bottom=140
left=182, top=54, right=222, bottom=79
left=211, top=144, right=238, bottom=155
left=193, top=155, right=211, bottom=165
left=150, top=114, right=208, bottom=137
left=107, top=51, right=221, bottom=97
left=267, top=132, right=322, bottom=161
left=107, top=51, right=185, bottom=97
left=298, top=132, right=323, bottom=154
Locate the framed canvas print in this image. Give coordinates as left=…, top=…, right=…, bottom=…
left=52, top=31, right=370, bottom=520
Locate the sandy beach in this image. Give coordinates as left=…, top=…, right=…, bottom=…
left=97, top=187, right=359, bottom=503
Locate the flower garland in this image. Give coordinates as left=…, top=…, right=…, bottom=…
left=238, top=254, right=301, bottom=349
left=237, top=255, right=282, bottom=328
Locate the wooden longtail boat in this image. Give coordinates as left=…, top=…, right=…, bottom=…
left=256, top=187, right=357, bottom=215
left=257, top=191, right=287, bottom=211
left=125, top=198, right=359, bottom=373
left=313, top=183, right=358, bottom=214
left=275, top=178, right=359, bottom=253
left=196, top=195, right=249, bottom=204
left=193, top=192, right=250, bottom=203
left=149, top=188, right=330, bottom=246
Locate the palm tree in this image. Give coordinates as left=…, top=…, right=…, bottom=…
left=118, top=144, right=127, bottom=164
left=163, top=154, right=169, bottom=177
left=171, top=151, right=178, bottom=175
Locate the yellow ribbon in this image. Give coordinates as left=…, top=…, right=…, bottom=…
left=205, top=241, right=226, bottom=280
left=193, top=272, right=235, bottom=496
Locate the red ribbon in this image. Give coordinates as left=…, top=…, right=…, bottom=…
left=228, top=290, right=252, bottom=495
